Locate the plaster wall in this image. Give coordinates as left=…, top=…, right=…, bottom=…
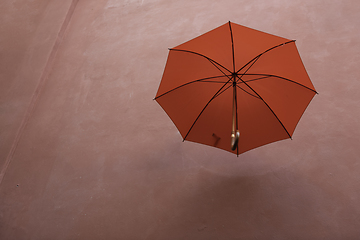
left=1, top=0, right=360, bottom=239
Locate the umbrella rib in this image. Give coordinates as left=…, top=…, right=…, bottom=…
left=241, top=75, right=271, bottom=83
left=212, top=81, right=259, bottom=101
left=207, top=59, right=233, bottom=80
left=183, top=78, right=233, bottom=141
left=169, top=48, right=232, bottom=74
left=236, top=85, right=260, bottom=99
left=236, top=55, right=261, bottom=83
left=214, top=84, right=232, bottom=99
left=201, top=80, right=229, bottom=83
left=241, top=74, right=318, bottom=93
left=154, top=75, right=230, bottom=100
left=236, top=40, right=295, bottom=74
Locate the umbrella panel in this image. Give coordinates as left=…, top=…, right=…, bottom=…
left=156, top=50, right=229, bottom=98
left=244, top=76, right=316, bottom=136
left=246, top=41, right=315, bottom=91
left=156, top=79, right=230, bottom=141
left=230, top=22, right=290, bottom=71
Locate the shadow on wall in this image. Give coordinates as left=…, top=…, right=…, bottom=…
left=40, top=135, right=358, bottom=240
left=143, top=166, right=351, bottom=240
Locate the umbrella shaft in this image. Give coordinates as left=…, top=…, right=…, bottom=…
left=232, top=84, right=238, bottom=133
left=231, top=84, right=239, bottom=151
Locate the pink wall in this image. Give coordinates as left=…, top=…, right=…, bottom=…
left=1, top=0, right=359, bottom=239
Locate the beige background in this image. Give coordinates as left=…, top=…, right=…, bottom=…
left=1, top=0, right=359, bottom=239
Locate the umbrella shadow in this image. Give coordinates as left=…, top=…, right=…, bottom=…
left=144, top=166, right=342, bottom=240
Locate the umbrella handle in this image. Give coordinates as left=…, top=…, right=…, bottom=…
left=231, top=130, right=240, bottom=151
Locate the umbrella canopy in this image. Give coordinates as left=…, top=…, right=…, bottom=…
left=155, top=21, right=317, bottom=156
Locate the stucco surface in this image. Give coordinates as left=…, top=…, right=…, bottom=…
left=1, top=0, right=360, bottom=239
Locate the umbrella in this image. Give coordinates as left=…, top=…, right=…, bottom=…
left=155, top=21, right=317, bottom=156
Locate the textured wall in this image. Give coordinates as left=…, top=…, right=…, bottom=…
left=1, top=0, right=360, bottom=239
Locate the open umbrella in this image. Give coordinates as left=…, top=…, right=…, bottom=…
left=155, top=21, right=317, bottom=156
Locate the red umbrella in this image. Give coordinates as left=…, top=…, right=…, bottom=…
left=155, top=21, right=317, bottom=156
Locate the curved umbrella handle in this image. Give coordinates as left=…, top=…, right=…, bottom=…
left=231, top=130, right=240, bottom=151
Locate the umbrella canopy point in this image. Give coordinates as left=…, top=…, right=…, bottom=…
left=155, top=21, right=317, bottom=156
